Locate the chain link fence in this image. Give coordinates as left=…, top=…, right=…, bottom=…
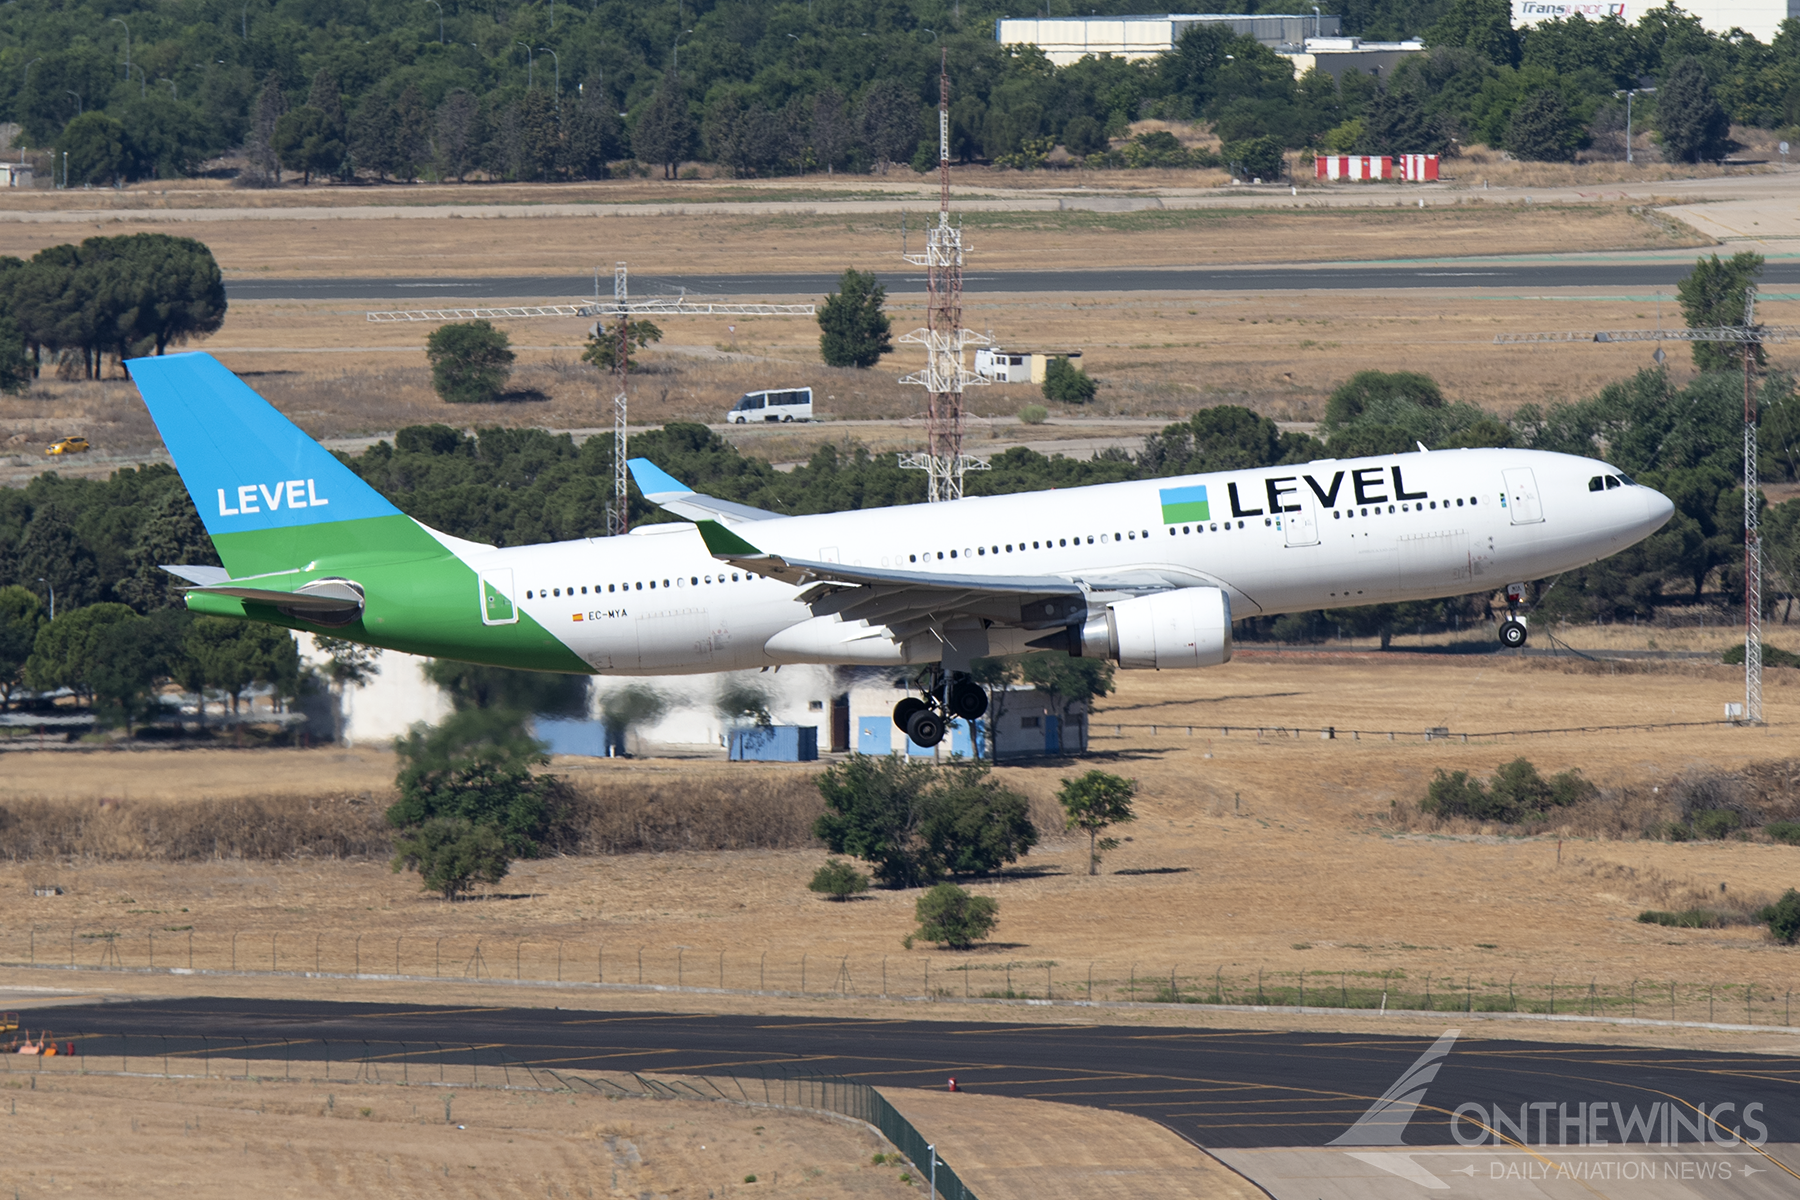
left=6, top=925, right=1795, bottom=1030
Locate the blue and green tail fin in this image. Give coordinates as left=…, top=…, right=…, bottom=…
left=127, top=352, right=438, bottom=579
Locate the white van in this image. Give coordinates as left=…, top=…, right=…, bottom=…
left=727, top=387, right=813, bottom=423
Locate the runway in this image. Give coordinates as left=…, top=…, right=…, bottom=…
left=227, top=257, right=1800, bottom=303
left=29, top=998, right=1800, bottom=1150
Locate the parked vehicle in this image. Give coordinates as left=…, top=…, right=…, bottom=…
left=727, top=387, right=812, bottom=423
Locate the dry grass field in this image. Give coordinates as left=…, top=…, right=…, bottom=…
left=3, top=284, right=1769, bottom=478
left=4, top=655, right=1799, bottom=1033
left=0, top=1065, right=911, bottom=1199
left=0, top=199, right=1710, bottom=279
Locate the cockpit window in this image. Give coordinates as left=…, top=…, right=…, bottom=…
left=1588, top=476, right=1604, bottom=492
left=1616, top=473, right=1636, bottom=486
left=1605, top=475, right=1621, bottom=489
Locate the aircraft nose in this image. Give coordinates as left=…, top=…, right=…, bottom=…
left=1643, top=486, right=1675, bottom=531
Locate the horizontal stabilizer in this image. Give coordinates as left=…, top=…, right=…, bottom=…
left=185, top=577, right=365, bottom=627
left=161, top=564, right=230, bottom=586
left=627, top=458, right=780, bottom=524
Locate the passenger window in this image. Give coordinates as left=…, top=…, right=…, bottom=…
left=691, top=577, right=699, bottom=585
left=1456, top=498, right=1464, bottom=506
left=526, top=590, right=534, bottom=598
left=1470, top=496, right=1479, bottom=505
left=977, top=547, right=985, bottom=555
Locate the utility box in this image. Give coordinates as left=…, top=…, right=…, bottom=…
left=729, top=724, right=819, bottom=762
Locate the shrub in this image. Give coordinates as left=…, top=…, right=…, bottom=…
left=1637, top=908, right=1720, bottom=929
left=1042, top=356, right=1097, bottom=404
left=1723, top=643, right=1800, bottom=667
left=1757, top=889, right=1800, bottom=943
left=1766, top=821, right=1800, bottom=845
left=1062, top=116, right=1106, bottom=156
left=1018, top=404, right=1048, bottom=425
left=1505, top=89, right=1580, bottom=163
left=1223, top=134, right=1284, bottom=180
left=387, top=708, right=558, bottom=856
left=1420, top=758, right=1596, bottom=824
left=808, top=858, right=871, bottom=901
left=906, top=882, right=998, bottom=950
left=426, top=320, right=514, bottom=404
left=814, top=753, right=1038, bottom=887
left=391, top=816, right=510, bottom=901
left=1690, top=808, right=1742, bottom=839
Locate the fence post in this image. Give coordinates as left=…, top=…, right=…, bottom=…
left=599, top=943, right=603, bottom=983
left=759, top=951, right=765, bottom=991
left=718, top=949, right=723, bottom=989
left=148, top=929, right=153, bottom=969
left=559, top=941, right=564, bottom=983
left=1550, top=976, right=1555, bottom=1015
left=678, top=947, right=683, bottom=987
left=1631, top=979, right=1636, bottom=1018
left=1129, top=963, right=1135, bottom=1000
left=70, top=922, right=74, bottom=966
left=232, top=930, right=238, bottom=971
left=517, top=940, right=522, bottom=981
left=396, top=937, right=401, bottom=976
left=355, top=933, right=362, bottom=976
left=638, top=946, right=643, bottom=984
left=437, top=938, right=443, bottom=979
left=1670, top=981, right=1675, bottom=1021
left=272, top=932, right=277, bottom=972
left=801, top=954, right=806, bottom=993
left=882, top=956, right=887, bottom=997
left=315, top=932, right=320, bottom=974
left=1046, top=962, right=1052, bottom=1000
left=1087, top=962, right=1093, bottom=1002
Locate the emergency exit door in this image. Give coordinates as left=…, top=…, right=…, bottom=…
left=1501, top=469, right=1543, bottom=524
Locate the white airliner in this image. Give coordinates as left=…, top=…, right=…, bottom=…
left=131, top=355, right=1673, bottom=749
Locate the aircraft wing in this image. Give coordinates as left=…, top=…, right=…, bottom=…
left=693, top=520, right=1087, bottom=638
left=627, top=458, right=781, bottom=525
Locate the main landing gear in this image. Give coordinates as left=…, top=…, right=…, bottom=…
left=1499, top=581, right=1529, bottom=649
left=893, top=672, right=989, bottom=748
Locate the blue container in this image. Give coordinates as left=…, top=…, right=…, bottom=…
left=858, top=716, right=893, bottom=754
left=729, top=725, right=819, bottom=762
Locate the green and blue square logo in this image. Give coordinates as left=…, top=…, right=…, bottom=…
left=1159, top=484, right=1209, bottom=524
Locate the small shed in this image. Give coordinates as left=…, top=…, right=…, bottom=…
left=0, top=162, right=34, bottom=188
left=974, top=348, right=1081, bottom=385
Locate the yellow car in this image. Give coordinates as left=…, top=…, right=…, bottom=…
left=45, top=436, right=90, bottom=456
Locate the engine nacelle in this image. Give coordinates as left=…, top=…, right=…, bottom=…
left=1078, top=587, right=1232, bottom=669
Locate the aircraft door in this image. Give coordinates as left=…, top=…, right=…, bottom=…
left=479, top=568, right=518, bottom=625
left=1282, top=490, right=1319, bottom=546
left=1501, top=468, right=1543, bottom=524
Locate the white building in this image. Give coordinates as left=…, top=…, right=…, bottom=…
left=0, top=162, right=34, bottom=188
left=974, top=348, right=1082, bottom=385
left=1279, top=37, right=1427, bottom=81
left=1511, top=0, right=1795, bottom=43
left=995, top=13, right=1341, bottom=66
left=300, top=635, right=1086, bottom=761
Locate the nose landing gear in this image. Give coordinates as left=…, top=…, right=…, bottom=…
left=892, top=672, right=989, bottom=749
left=1499, top=582, right=1529, bottom=649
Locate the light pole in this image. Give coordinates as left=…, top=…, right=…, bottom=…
left=36, top=578, right=53, bottom=621
left=110, top=16, right=130, bottom=80
left=673, top=28, right=694, bottom=74
left=159, top=77, right=176, bottom=100
left=1313, top=6, right=1321, bottom=37
left=1618, top=85, right=1654, bottom=165
left=537, top=47, right=559, bottom=104
left=66, top=90, right=80, bottom=116
left=22, top=57, right=39, bottom=97
left=129, top=63, right=146, bottom=98
left=516, top=41, right=533, bottom=89
left=425, top=0, right=443, bottom=43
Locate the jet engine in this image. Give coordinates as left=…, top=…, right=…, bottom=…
left=1077, top=587, right=1232, bottom=669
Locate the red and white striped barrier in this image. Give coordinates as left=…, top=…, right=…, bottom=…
left=1398, top=154, right=1440, bottom=181
left=1315, top=155, right=1391, bottom=181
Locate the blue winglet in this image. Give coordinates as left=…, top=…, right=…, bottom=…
left=627, top=458, right=692, bottom=498
left=129, top=352, right=401, bottom=537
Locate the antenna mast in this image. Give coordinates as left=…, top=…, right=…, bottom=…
left=898, top=48, right=988, bottom=501
left=1742, top=288, right=1762, bottom=723
left=609, top=263, right=631, bottom=535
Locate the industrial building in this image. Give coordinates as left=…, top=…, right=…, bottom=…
left=1282, top=36, right=1427, bottom=81
left=995, top=13, right=1341, bottom=65
left=1512, top=0, right=1795, bottom=45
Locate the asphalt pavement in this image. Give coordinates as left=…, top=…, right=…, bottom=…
left=32, top=998, right=1800, bottom=1151
left=229, top=259, right=1800, bottom=303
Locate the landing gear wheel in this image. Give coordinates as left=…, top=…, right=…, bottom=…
left=905, top=708, right=946, bottom=748
left=1499, top=619, right=1528, bottom=649
left=948, top=679, right=988, bottom=720
left=893, top=697, right=928, bottom=729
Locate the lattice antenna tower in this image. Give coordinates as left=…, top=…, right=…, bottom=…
left=609, top=263, right=631, bottom=536
left=1497, top=286, right=1796, bottom=724
left=898, top=49, right=989, bottom=502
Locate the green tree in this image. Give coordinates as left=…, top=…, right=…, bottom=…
left=272, top=106, right=344, bottom=184
left=1018, top=652, right=1115, bottom=731
left=1042, top=356, right=1098, bottom=404
left=63, top=111, right=128, bottom=186
left=0, top=585, right=47, bottom=708
left=808, top=858, right=871, bottom=901
left=1427, top=0, right=1520, bottom=66
left=24, top=602, right=137, bottom=703
left=87, top=609, right=176, bottom=732
left=1506, top=89, right=1580, bottom=162
left=426, top=320, right=514, bottom=404
left=0, top=317, right=29, bottom=394
left=114, top=486, right=220, bottom=611
left=313, top=634, right=381, bottom=744
left=633, top=70, right=693, bottom=179
left=510, top=89, right=561, bottom=182
left=1323, top=371, right=1445, bottom=430
left=920, top=758, right=1038, bottom=877
left=1058, top=770, right=1138, bottom=875
left=388, top=707, right=559, bottom=856
left=1757, top=888, right=1800, bottom=944
left=1657, top=57, right=1731, bottom=165
left=182, top=617, right=299, bottom=715
left=817, top=268, right=892, bottom=368
left=905, top=882, right=998, bottom=950
left=392, top=816, right=511, bottom=901
left=581, top=317, right=664, bottom=374
left=814, top=752, right=939, bottom=887
left=968, top=656, right=1021, bottom=763
left=1139, top=405, right=1321, bottom=475
left=1223, top=134, right=1284, bottom=179
left=1677, top=252, right=1764, bottom=372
